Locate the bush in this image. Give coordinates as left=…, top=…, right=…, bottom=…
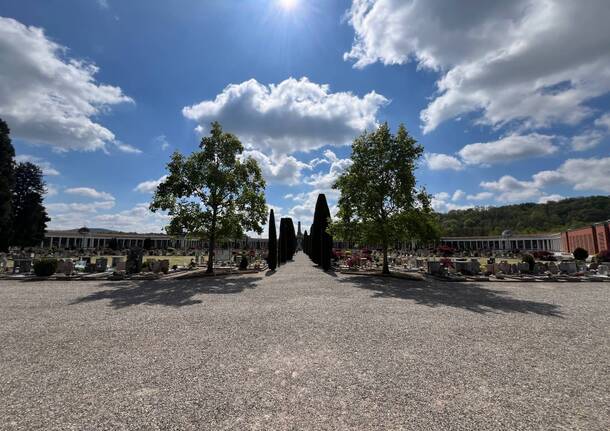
left=596, top=249, right=610, bottom=262
left=33, top=259, right=58, bottom=277
left=521, top=254, right=535, bottom=272
left=573, top=247, right=589, bottom=261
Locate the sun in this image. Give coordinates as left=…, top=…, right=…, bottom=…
left=278, top=0, right=298, bottom=11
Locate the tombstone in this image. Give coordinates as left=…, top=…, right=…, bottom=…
left=598, top=264, right=609, bottom=276
left=454, top=260, right=471, bottom=275
left=486, top=263, right=496, bottom=275
left=111, top=257, right=123, bottom=269
left=548, top=262, right=560, bottom=275
left=85, top=263, right=96, bottom=273
left=12, top=258, right=32, bottom=274
left=95, top=258, right=108, bottom=272
left=159, top=259, right=170, bottom=274
left=427, top=261, right=442, bottom=275
left=56, top=259, right=66, bottom=274
left=559, top=261, right=577, bottom=274
left=63, top=260, right=74, bottom=276
left=498, top=261, right=510, bottom=274
left=470, top=259, right=481, bottom=274
left=115, top=261, right=126, bottom=272
left=518, top=262, right=531, bottom=274
left=533, top=263, right=545, bottom=274
left=126, top=247, right=144, bottom=274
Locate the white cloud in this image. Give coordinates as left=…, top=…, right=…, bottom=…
left=480, top=175, right=541, bottom=203
left=451, top=189, right=465, bottom=202
left=47, top=202, right=170, bottom=233
left=154, top=135, right=170, bottom=150
left=0, top=17, right=132, bottom=152
left=570, top=130, right=604, bottom=152
left=594, top=113, right=610, bottom=130
left=134, top=175, right=168, bottom=194
left=466, top=192, right=493, bottom=201
left=458, top=134, right=558, bottom=165
left=304, top=150, right=353, bottom=190
left=113, top=141, right=142, bottom=154
left=431, top=192, right=473, bottom=213
left=538, top=194, right=564, bottom=204
left=182, top=77, right=388, bottom=155
left=15, top=154, right=60, bottom=176
left=45, top=184, right=59, bottom=197
left=243, top=150, right=309, bottom=186
left=97, top=0, right=109, bottom=9
left=424, top=153, right=463, bottom=171
left=65, top=187, right=115, bottom=201
left=345, top=1, right=610, bottom=134
left=533, top=157, right=610, bottom=193
left=46, top=200, right=116, bottom=213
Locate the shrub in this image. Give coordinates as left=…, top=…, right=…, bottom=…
left=521, top=254, right=535, bottom=272
left=596, top=249, right=610, bottom=262
left=573, top=247, right=589, bottom=261
left=33, top=258, right=58, bottom=277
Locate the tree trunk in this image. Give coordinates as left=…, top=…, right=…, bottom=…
left=206, top=233, right=215, bottom=274
left=382, top=243, right=389, bottom=275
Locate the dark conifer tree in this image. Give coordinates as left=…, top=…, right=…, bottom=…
left=278, top=218, right=288, bottom=263
left=11, top=162, right=50, bottom=248
left=286, top=218, right=296, bottom=260
left=311, top=194, right=332, bottom=270
left=0, top=119, right=15, bottom=252
left=267, top=209, right=277, bottom=270
left=303, top=230, right=309, bottom=255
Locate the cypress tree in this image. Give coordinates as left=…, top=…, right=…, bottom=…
left=303, top=230, right=309, bottom=255
left=278, top=218, right=288, bottom=264
left=11, top=162, right=50, bottom=248
left=267, top=209, right=277, bottom=270
left=0, top=119, right=15, bottom=252
left=286, top=218, right=296, bottom=260
left=311, top=194, right=332, bottom=270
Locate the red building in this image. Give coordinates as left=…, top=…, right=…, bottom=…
left=562, top=220, right=610, bottom=255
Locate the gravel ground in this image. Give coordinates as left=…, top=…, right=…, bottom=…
left=1, top=253, right=609, bottom=430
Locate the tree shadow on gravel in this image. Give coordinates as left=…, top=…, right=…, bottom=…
left=71, top=276, right=261, bottom=309
left=340, top=275, right=562, bottom=316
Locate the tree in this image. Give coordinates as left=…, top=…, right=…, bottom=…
left=285, top=218, right=296, bottom=260
left=303, top=230, right=309, bottom=255
left=267, top=209, right=277, bottom=270
left=11, top=162, right=50, bottom=248
left=333, top=123, right=437, bottom=274
left=150, top=122, right=267, bottom=273
left=310, top=194, right=332, bottom=270
left=143, top=237, right=153, bottom=250
left=278, top=218, right=288, bottom=264
left=0, top=118, right=15, bottom=252
left=573, top=247, right=589, bottom=261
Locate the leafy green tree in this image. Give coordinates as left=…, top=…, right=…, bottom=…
left=0, top=119, right=15, bottom=252
left=12, top=162, right=50, bottom=248
left=333, top=123, right=437, bottom=274
left=267, top=209, right=277, bottom=270
left=150, top=122, right=267, bottom=273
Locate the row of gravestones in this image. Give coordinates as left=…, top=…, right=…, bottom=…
left=426, top=259, right=604, bottom=276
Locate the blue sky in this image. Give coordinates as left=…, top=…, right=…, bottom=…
left=1, top=0, right=609, bottom=235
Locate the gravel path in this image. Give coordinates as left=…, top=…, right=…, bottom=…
left=1, top=253, right=609, bottom=430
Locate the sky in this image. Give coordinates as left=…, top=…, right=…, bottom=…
left=1, top=0, right=609, bottom=236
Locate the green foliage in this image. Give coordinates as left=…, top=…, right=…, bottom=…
left=267, top=209, right=277, bottom=270
left=11, top=162, right=49, bottom=248
left=33, top=258, right=58, bottom=277
left=438, top=196, right=610, bottom=236
left=0, top=118, right=15, bottom=252
left=522, top=254, right=535, bottom=272
left=573, top=247, right=589, bottom=261
left=150, top=122, right=267, bottom=273
left=239, top=253, right=249, bottom=270
left=333, top=123, right=438, bottom=274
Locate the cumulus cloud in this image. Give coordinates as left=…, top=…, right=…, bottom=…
left=0, top=17, right=132, bottom=152
left=182, top=77, right=387, bottom=155
left=133, top=175, right=168, bottom=194
left=431, top=192, right=473, bottom=213
left=65, top=187, right=115, bottom=201
left=243, top=150, right=309, bottom=186
left=466, top=192, right=493, bottom=201
left=538, top=194, right=564, bottom=204
left=46, top=200, right=116, bottom=213
left=451, top=189, right=465, bottom=202
left=15, top=154, right=60, bottom=176
left=424, top=153, right=463, bottom=171
left=480, top=176, right=541, bottom=203
left=458, top=134, right=558, bottom=165
left=304, top=150, right=353, bottom=190
left=345, top=1, right=610, bottom=134
left=47, top=202, right=170, bottom=233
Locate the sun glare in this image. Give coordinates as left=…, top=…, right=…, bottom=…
left=278, top=0, right=298, bottom=11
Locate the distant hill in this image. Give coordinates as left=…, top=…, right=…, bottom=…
left=438, top=196, right=610, bottom=236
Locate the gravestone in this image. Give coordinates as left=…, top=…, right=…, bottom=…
left=63, top=260, right=74, bottom=276
left=518, top=262, right=531, bottom=273
left=12, top=258, right=32, bottom=274
left=85, top=263, right=96, bottom=273
left=159, top=259, right=170, bottom=274
left=598, top=264, right=609, bottom=276
left=116, top=261, right=126, bottom=272
left=559, top=261, right=577, bottom=274
left=427, top=261, right=442, bottom=275
left=126, top=247, right=144, bottom=274
left=548, top=262, right=560, bottom=274
left=95, top=258, right=108, bottom=272
left=111, top=257, right=122, bottom=268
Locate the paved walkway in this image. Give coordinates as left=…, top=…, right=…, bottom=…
left=1, top=253, right=609, bottom=430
